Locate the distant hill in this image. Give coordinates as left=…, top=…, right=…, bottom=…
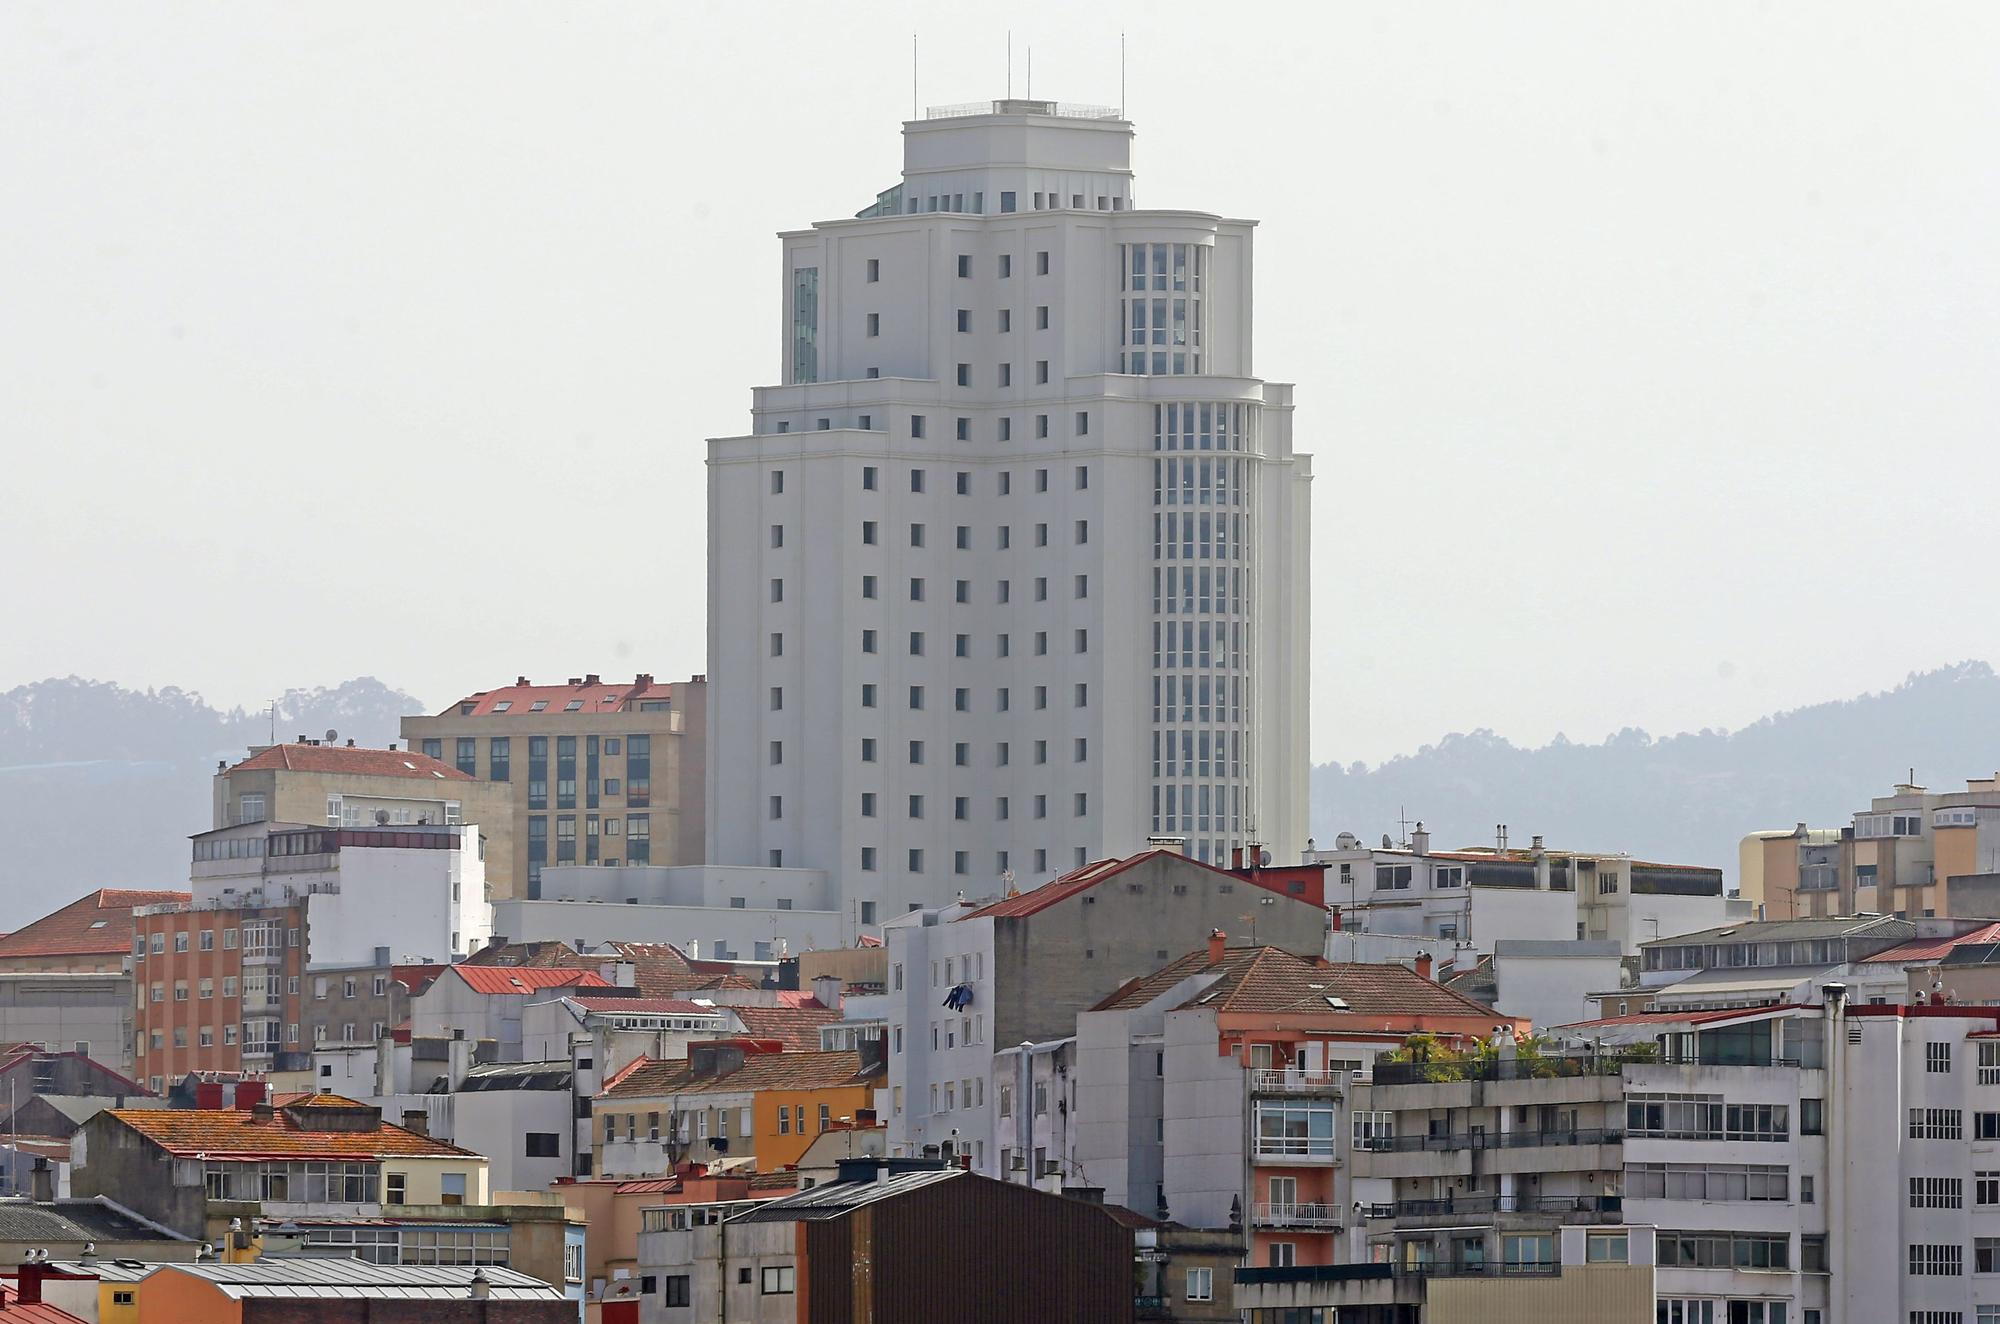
left=1311, top=661, right=2000, bottom=881
left=0, top=677, right=426, bottom=928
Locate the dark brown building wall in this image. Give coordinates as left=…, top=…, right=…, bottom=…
left=805, top=1177, right=1134, bottom=1324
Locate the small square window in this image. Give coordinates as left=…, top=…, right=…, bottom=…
left=956, top=255, right=971, bottom=278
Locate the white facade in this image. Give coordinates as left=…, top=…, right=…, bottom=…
left=879, top=903, right=998, bottom=1169
left=190, top=821, right=492, bottom=966
left=706, top=98, right=1313, bottom=921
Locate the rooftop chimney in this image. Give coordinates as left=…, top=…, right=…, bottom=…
left=468, top=1269, right=491, bottom=1300
left=585, top=673, right=601, bottom=685
left=401, top=1109, right=430, bottom=1138
left=249, top=1101, right=275, bottom=1124
left=1415, top=953, right=1434, bottom=982
left=1531, top=834, right=1545, bottom=852
left=29, top=1157, right=53, bottom=1204
left=517, top=676, right=529, bottom=686
left=1410, top=822, right=1430, bottom=856
left=1208, top=930, right=1227, bottom=966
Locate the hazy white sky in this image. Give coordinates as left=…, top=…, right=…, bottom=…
left=3, top=2, right=1996, bottom=764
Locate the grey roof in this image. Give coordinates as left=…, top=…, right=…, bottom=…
left=732, top=1167, right=964, bottom=1222
left=144, top=1257, right=565, bottom=1300
left=38, top=1095, right=165, bottom=1126
left=0, top=1197, right=190, bottom=1244
left=459, top=1061, right=573, bottom=1092
left=1492, top=940, right=1623, bottom=959
left=1640, top=915, right=1913, bottom=948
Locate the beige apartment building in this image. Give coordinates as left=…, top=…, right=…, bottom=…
left=401, top=674, right=706, bottom=898
left=213, top=739, right=517, bottom=895
left=1743, top=772, right=2000, bottom=920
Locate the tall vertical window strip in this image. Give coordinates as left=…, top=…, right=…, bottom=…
left=626, top=735, right=652, bottom=808
left=455, top=738, right=477, bottom=777
left=586, top=736, right=600, bottom=810
left=557, top=737, right=578, bottom=809
left=527, top=737, right=549, bottom=810
left=1121, top=243, right=1203, bottom=374
left=488, top=737, right=510, bottom=782
left=791, top=267, right=819, bottom=383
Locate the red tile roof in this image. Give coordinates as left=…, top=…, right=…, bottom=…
left=230, top=744, right=472, bottom=781
left=1860, top=923, right=2000, bottom=964
left=1093, top=946, right=1508, bottom=1021
left=0, top=1281, right=90, bottom=1324
left=724, top=1002, right=843, bottom=1052
left=448, top=966, right=612, bottom=996
left=103, top=1102, right=478, bottom=1160
left=959, top=848, right=1325, bottom=921
left=464, top=940, right=696, bottom=1000
left=604, top=1049, right=880, bottom=1100
left=438, top=675, right=677, bottom=718
left=0, top=889, right=190, bottom=960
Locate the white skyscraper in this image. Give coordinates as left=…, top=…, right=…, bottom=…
left=706, top=98, right=1311, bottom=923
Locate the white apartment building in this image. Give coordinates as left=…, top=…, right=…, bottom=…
left=188, top=819, right=493, bottom=966
left=1309, top=825, right=1741, bottom=955
left=706, top=97, right=1314, bottom=920
left=1249, top=994, right=2000, bottom=1323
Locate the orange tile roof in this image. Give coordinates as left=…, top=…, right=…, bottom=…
left=438, top=675, right=676, bottom=718
left=725, top=1002, right=843, bottom=1052
left=448, top=966, right=611, bottom=996
left=465, top=941, right=696, bottom=999
left=104, top=1103, right=478, bottom=1159
left=230, top=744, right=472, bottom=781
left=604, top=1049, right=880, bottom=1100
left=0, top=889, right=190, bottom=960
left=1093, top=946, right=1507, bottom=1020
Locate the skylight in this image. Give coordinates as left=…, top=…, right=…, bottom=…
left=530, top=701, right=548, bottom=712
left=493, top=701, right=512, bottom=712
left=564, top=700, right=584, bottom=712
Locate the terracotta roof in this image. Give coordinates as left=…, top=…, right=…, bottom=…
left=103, top=1103, right=478, bottom=1160
left=604, top=1049, right=879, bottom=1100
left=391, top=964, right=449, bottom=994
left=438, top=675, right=675, bottom=718
left=725, top=1002, right=844, bottom=1051
left=448, top=966, right=611, bottom=996
left=688, top=974, right=762, bottom=992
left=0, top=1281, right=89, bottom=1323
left=230, top=744, right=472, bottom=781
left=1860, top=923, right=2000, bottom=965
left=568, top=996, right=726, bottom=1016
left=958, top=848, right=1324, bottom=921
left=1093, top=946, right=1508, bottom=1021
left=464, top=940, right=696, bottom=1000
left=0, top=889, right=190, bottom=960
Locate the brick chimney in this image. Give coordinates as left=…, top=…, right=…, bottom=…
left=1208, top=930, right=1227, bottom=966
left=1414, top=953, right=1434, bottom=982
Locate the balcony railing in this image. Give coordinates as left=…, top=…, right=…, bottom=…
left=1361, top=1194, right=1622, bottom=1219
left=1252, top=1068, right=1348, bottom=1094
left=1359, top=1127, right=1621, bottom=1154
left=1371, top=1051, right=1653, bottom=1087
left=1252, top=1202, right=1344, bottom=1229
left=1236, top=1260, right=1559, bottom=1287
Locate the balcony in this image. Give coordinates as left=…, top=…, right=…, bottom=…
left=1357, top=1126, right=1621, bottom=1155
left=1252, top=1068, right=1346, bottom=1095
left=1360, top=1194, right=1622, bottom=1224
left=1370, top=1051, right=1651, bottom=1088
left=1252, top=1202, right=1343, bottom=1230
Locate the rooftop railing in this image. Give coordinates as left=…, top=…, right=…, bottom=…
left=1359, top=1127, right=1621, bottom=1154
left=1251, top=1068, right=1348, bottom=1094
left=1370, top=1051, right=1653, bottom=1087
left=924, top=99, right=1123, bottom=121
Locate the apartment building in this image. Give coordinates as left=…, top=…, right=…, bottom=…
left=1744, top=773, right=2000, bottom=920
left=705, top=97, right=1314, bottom=923
left=1308, top=825, right=1736, bottom=955
left=594, top=1040, right=884, bottom=1179
left=402, top=674, right=708, bottom=899
left=1250, top=992, right=2000, bottom=1323
left=1615, top=914, right=2000, bottom=1018
left=881, top=849, right=1328, bottom=1173
left=213, top=737, right=516, bottom=893
left=1073, top=937, right=1521, bottom=1253
left=131, top=820, right=490, bottom=1089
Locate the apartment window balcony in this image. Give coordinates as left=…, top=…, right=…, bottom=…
left=1370, top=1052, right=1650, bottom=1088
left=1363, top=1127, right=1620, bottom=1155
left=1251, top=1068, right=1347, bottom=1095
left=1361, top=1194, right=1623, bottom=1221
left=1252, top=1201, right=1344, bottom=1230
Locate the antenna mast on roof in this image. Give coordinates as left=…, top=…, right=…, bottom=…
left=912, top=33, right=918, bottom=119
left=1007, top=30, right=1012, bottom=98
left=1120, top=31, right=1126, bottom=117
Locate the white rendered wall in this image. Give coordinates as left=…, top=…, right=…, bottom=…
left=706, top=105, right=1312, bottom=922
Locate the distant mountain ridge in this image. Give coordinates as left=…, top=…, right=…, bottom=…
left=1310, top=661, right=2000, bottom=881
left=0, top=677, right=426, bottom=927
left=0, top=664, right=1992, bottom=928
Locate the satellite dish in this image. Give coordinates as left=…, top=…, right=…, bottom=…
left=1259, top=850, right=1274, bottom=867
left=374, top=809, right=391, bottom=826
left=325, top=729, right=339, bottom=743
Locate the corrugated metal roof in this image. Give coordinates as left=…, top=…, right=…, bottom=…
left=145, top=1258, right=565, bottom=1301
left=732, top=1167, right=964, bottom=1222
